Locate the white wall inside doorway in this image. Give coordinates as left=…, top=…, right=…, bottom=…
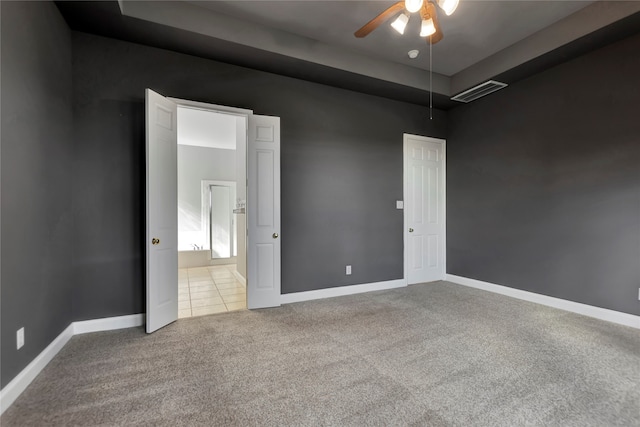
left=177, top=106, right=247, bottom=279
left=178, top=145, right=235, bottom=250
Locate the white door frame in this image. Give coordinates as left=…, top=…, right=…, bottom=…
left=403, top=133, right=447, bottom=283
left=168, top=97, right=253, bottom=118
left=149, top=93, right=282, bottom=326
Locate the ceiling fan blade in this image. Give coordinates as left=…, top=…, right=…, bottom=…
left=421, top=1, right=444, bottom=44
left=354, top=1, right=406, bottom=38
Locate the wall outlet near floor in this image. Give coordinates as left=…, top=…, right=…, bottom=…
left=17, top=327, right=25, bottom=350
left=638, top=288, right=640, bottom=301
left=346, top=265, right=352, bottom=275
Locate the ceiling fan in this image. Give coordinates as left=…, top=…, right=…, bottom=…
left=354, top=0, right=460, bottom=45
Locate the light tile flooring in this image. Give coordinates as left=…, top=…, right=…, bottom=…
left=178, top=264, right=246, bottom=318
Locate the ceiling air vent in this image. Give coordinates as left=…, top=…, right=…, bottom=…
left=451, top=80, right=508, bottom=103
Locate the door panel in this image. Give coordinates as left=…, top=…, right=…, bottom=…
left=405, top=134, right=445, bottom=284
left=247, top=115, right=281, bottom=309
left=411, top=164, right=424, bottom=224
left=257, top=150, right=275, bottom=227
left=428, top=167, right=438, bottom=222
left=256, top=243, right=275, bottom=289
left=146, top=89, right=178, bottom=333
left=412, top=236, right=424, bottom=269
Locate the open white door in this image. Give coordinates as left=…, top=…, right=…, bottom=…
left=404, top=134, right=446, bottom=284
left=247, top=115, right=281, bottom=309
left=145, top=89, right=178, bottom=332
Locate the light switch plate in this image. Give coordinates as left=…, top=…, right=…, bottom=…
left=17, top=327, right=24, bottom=350
left=396, top=200, right=404, bottom=209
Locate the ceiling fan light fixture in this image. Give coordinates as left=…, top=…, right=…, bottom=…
left=405, top=0, right=424, bottom=13
left=391, top=13, right=410, bottom=34
left=437, top=0, right=459, bottom=16
left=420, top=17, right=436, bottom=37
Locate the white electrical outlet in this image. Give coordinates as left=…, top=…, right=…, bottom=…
left=346, top=265, right=352, bottom=275
left=638, top=288, right=640, bottom=301
left=17, top=327, right=25, bottom=350
left=396, top=200, right=404, bottom=209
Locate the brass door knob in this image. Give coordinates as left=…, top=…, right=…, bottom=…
left=409, top=228, right=414, bottom=233
left=272, top=233, right=279, bottom=239
left=152, top=238, right=160, bottom=245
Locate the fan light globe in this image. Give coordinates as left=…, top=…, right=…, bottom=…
left=420, top=18, right=436, bottom=37
left=438, top=0, right=459, bottom=16
left=391, top=13, right=410, bottom=34
left=405, top=0, right=424, bottom=13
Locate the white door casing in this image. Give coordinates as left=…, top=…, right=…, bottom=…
left=247, top=115, right=281, bottom=309
left=145, top=89, right=179, bottom=333
left=404, top=134, right=446, bottom=284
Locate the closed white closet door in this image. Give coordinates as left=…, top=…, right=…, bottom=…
left=405, top=134, right=445, bottom=284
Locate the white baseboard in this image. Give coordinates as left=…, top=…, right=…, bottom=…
left=446, top=274, right=640, bottom=329
left=73, top=314, right=144, bottom=335
left=0, top=324, right=74, bottom=415
left=281, top=279, right=407, bottom=304
left=232, top=270, right=246, bottom=288
left=0, top=314, right=144, bottom=415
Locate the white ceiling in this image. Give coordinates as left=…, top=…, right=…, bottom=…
left=177, top=107, right=237, bottom=150
left=188, top=0, right=594, bottom=76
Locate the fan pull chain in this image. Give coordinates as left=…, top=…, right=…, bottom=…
left=429, top=36, right=433, bottom=120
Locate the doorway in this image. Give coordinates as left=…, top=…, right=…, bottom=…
left=176, top=106, right=247, bottom=318
left=403, top=133, right=446, bottom=284
left=146, top=89, right=282, bottom=333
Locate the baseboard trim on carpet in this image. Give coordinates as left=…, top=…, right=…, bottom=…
left=0, top=324, right=74, bottom=415
left=73, top=314, right=144, bottom=335
left=446, top=274, right=639, bottom=329
left=281, top=279, right=407, bottom=304
left=0, top=314, right=144, bottom=415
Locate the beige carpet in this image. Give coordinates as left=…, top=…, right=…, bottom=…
left=2, top=281, right=639, bottom=426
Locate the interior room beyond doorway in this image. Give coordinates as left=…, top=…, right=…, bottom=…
left=178, top=264, right=245, bottom=318
left=176, top=106, right=247, bottom=317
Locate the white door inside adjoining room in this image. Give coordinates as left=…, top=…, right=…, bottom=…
left=404, top=133, right=446, bottom=285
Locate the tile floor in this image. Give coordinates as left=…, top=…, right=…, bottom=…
left=178, top=264, right=246, bottom=318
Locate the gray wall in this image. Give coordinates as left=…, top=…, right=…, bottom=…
left=1, top=2, right=74, bottom=388
left=71, top=31, right=446, bottom=316
left=2, top=1, right=637, bottom=395
left=447, top=32, right=640, bottom=315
